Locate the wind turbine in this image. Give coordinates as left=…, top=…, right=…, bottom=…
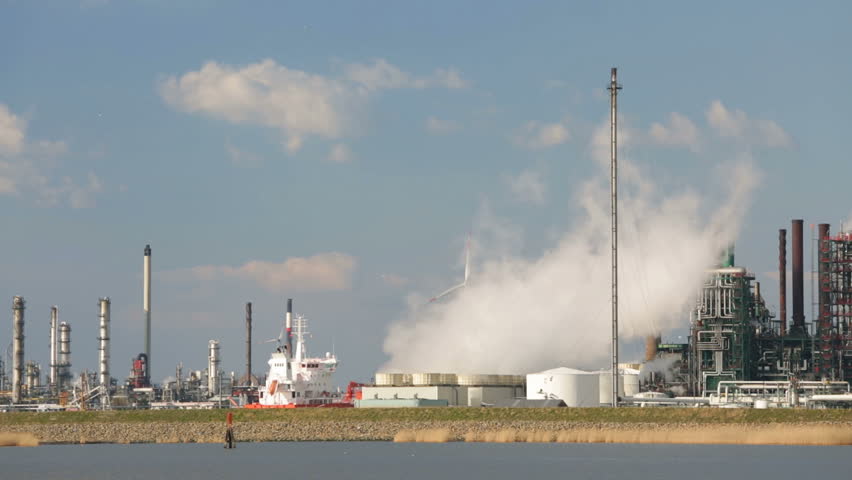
left=429, top=234, right=472, bottom=303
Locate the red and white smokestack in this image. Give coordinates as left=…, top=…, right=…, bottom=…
left=286, top=298, right=293, bottom=355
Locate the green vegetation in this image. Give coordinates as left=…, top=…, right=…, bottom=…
left=1, top=407, right=850, bottom=426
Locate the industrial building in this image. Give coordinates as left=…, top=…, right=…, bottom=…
left=360, top=374, right=524, bottom=407
left=640, top=220, right=852, bottom=401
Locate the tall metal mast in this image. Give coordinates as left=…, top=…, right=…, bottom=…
left=608, top=67, right=621, bottom=408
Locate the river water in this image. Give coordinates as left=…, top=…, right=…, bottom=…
left=1, top=442, right=848, bottom=479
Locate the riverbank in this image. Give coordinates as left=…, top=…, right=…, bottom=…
left=2, top=408, right=851, bottom=445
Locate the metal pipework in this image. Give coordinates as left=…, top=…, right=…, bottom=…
left=58, top=322, right=71, bottom=391
left=49, top=306, right=59, bottom=392
left=792, top=219, right=805, bottom=330
left=286, top=298, right=293, bottom=355
left=12, top=296, right=25, bottom=403
left=208, top=340, right=220, bottom=394
left=246, top=302, right=252, bottom=386
left=779, top=229, right=787, bottom=335
left=98, top=297, right=111, bottom=391
left=143, top=244, right=152, bottom=383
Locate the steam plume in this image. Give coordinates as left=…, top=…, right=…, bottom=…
left=382, top=155, right=760, bottom=374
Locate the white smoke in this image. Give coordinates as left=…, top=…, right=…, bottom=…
left=382, top=151, right=760, bottom=374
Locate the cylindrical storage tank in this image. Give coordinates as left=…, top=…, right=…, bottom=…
left=12, top=296, right=25, bottom=403
left=526, top=368, right=600, bottom=407
left=622, top=373, right=640, bottom=397
left=599, top=372, right=625, bottom=405
left=208, top=340, right=220, bottom=394
left=375, top=373, right=407, bottom=386
left=753, top=399, right=769, bottom=409
left=413, top=373, right=446, bottom=385
left=457, top=374, right=486, bottom=386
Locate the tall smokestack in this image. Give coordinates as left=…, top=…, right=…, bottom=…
left=143, top=244, right=151, bottom=383
left=98, top=297, right=111, bottom=403
left=286, top=298, right=293, bottom=356
left=792, top=219, right=805, bottom=331
left=58, top=322, right=71, bottom=391
left=208, top=340, right=220, bottom=395
left=49, top=306, right=59, bottom=393
left=779, top=229, right=787, bottom=335
left=12, top=296, right=25, bottom=403
left=246, top=302, right=252, bottom=386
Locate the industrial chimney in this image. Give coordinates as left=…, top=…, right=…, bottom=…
left=143, top=245, right=152, bottom=384
left=245, top=302, right=252, bottom=386
left=98, top=297, right=111, bottom=400
left=49, top=306, right=59, bottom=394
left=779, top=229, right=787, bottom=335
left=12, top=296, right=25, bottom=403
left=286, top=298, right=293, bottom=355
left=208, top=340, right=220, bottom=395
left=792, top=219, right=805, bottom=332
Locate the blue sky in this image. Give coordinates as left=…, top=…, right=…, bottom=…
left=1, top=1, right=851, bottom=384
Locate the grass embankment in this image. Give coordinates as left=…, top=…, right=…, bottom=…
left=1, top=407, right=851, bottom=426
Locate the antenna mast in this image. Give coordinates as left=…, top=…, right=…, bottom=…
left=608, top=67, right=622, bottom=408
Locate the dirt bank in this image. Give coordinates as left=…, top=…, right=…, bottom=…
left=2, top=420, right=851, bottom=445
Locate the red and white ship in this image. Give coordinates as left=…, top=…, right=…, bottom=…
left=247, top=300, right=355, bottom=408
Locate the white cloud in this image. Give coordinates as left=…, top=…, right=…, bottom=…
left=0, top=104, right=101, bottom=207
left=426, top=116, right=460, bottom=134
left=160, top=58, right=467, bottom=153
left=327, top=144, right=351, bottom=163
left=160, top=60, right=351, bottom=151
left=169, top=252, right=357, bottom=293
left=514, top=121, right=570, bottom=149
left=0, top=104, right=26, bottom=155
left=504, top=169, right=547, bottom=205
left=649, top=112, right=700, bottom=151
left=706, top=100, right=792, bottom=148
left=344, top=59, right=467, bottom=91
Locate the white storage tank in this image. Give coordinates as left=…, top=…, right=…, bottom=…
left=599, top=368, right=641, bottom=405
left=412, top=373, right=457, bottom=386
left=526, top=367, right=600, bottom=407
left=375, top=373, right=403, bottom=386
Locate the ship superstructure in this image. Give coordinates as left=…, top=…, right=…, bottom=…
left=256, top=312, right=340, bottom=407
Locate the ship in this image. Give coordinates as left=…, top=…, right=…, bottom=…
left=246, top=302, right=355, bottom=408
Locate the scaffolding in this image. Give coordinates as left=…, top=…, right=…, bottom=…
left=817, top=232, right=852, bottom=381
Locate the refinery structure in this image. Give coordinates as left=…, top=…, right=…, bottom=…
left=2, top=228, right=849, bottom=411
left=2, top=70, right=851, bottom=411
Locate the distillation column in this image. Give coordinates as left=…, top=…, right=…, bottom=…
left=208, top=340, right=220, bottom=396
left=98, top=297, right=111, bottom=403
left=58, top=322, right=72, bottom=391
left=12, top=296, right=25, bottom=403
